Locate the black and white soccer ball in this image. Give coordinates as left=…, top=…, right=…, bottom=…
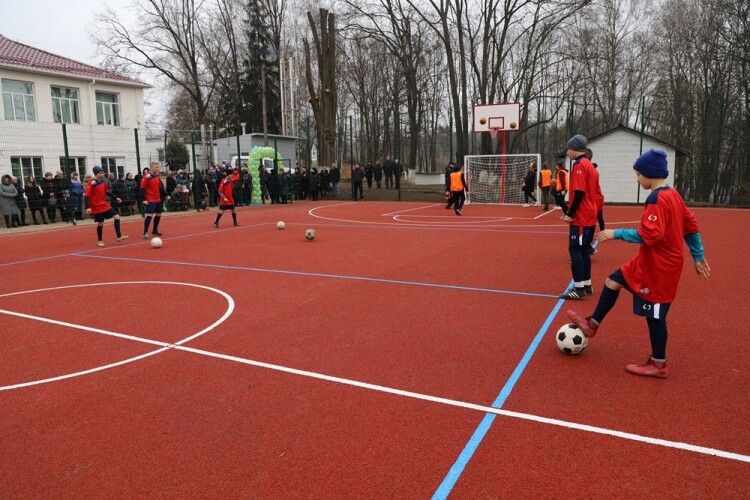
left=556, top=323, right=588, bottom=354
left=305, top=228, right=316, bottom=241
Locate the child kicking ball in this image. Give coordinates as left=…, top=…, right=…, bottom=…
left=567, top=149, right=710, bottom=378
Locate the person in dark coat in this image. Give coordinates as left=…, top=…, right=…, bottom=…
left=241, top=168, right=253, bottom=205
left=383, top=159, right=393, bottom=189
left=39, top=172, right=56, bottom=222
left=351, top=163, right=365, bottom=201
left=373, top=162, right=383, bottom=188
left=522, top=163, right=538, bottom=205
left=329, top=165, right=341, bottom=198
left=165, top=172, right=177, bottom=204
left=320, top=168, right=330, bottom=197
left=279, top=167, right=291, bottom=204
left=13, top=177, right=29, bottom=226
left=308, top=168, right=321, bottom=201
left=112, top=175, right=128, bottom=216
left=268, top=169, right=280, bottom=204
left=24, top=176, right=47, bottom=224
left=55, top=171, right=73, bottom=223
left=365, top=162, right=374, bottom=189
left=393, top=159, right=403, bottom=189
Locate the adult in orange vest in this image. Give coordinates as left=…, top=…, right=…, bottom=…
left=554, top=161, right=569, bottom=212
left=449, top=164, right=469, bottom=216
left=538, top=164, right=553, bottom=211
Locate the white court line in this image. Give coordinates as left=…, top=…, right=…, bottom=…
left=381, top=203, right=442, bottom=216
left=1, top=307, right=748, bottom=464
left=534, top=208, right=557, bottom=220
left=393, top=215, right=511, bottom=225
left=0, top=281, right=234, bottom=391
left=310, top=204, right=640, bottom=229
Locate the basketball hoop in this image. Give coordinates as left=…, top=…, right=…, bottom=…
left=489, top=127, right=500, bottom=140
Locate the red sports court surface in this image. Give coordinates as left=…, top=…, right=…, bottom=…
left=0, top=201, right=748, bottom=498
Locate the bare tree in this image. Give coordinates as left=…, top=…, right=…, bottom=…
left=93, top=0, right=218, bottom=125
left=303, top=8, right=337, bottom=168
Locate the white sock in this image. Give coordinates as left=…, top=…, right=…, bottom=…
left=583, top=279, right=592, bottom=286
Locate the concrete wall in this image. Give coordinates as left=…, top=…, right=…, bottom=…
left=0, top=68, right=145, bottom=178
left=588, top=129, right=677, bottom=204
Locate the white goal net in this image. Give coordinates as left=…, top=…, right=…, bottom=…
left=464, top=154, right=541, bottom=204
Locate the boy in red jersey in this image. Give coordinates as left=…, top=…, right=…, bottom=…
left=140, top=162, right=168, bottom=239
left=567, top=149, right=710, bottom=378
left=560, top=135, right=599, bottom=299
left=85, top=166, right=128, bottom=247
left=214, top=168, right=240, bottom=228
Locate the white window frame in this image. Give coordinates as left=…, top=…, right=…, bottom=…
left=51, top=86, right=81, bottom=124
left=95, top=91, right=120, bottom=126
left=2, top=79, right=36, bottom=122
left=59, top=156, right=86, bottom=176
left=10, top=156, right=44, bottom=188
left=101, top=157, right=125, bottom=178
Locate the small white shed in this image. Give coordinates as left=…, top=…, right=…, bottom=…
left=584, top=125, right=689, bottom=204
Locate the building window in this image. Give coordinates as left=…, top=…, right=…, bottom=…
left=95, top=91, right=120, bottom=126
left=101, top=157, right=125, bottom=178
left=60, top=157, right=86, bottom=177
left=10, top=156, right=44, bottom=187
left=51, top=86, right=81, bottom=124
left=2, top=79, right=36, bottom=121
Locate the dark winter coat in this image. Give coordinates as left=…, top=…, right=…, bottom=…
left=365, top=164, right=373, bottom=180
left=373, top=164, right=383, bottom=181
left=523, top=170, right=536, bottom=193
left=330, top=167, right=341, bottom=183
left=25, top=183, right=44, bottom=210
left=352, top=168, right=365, bottom=184
left=14, top=182, right=27, bottom=209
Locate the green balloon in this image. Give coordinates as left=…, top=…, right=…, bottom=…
left=247, top=146, right=284, bottom=204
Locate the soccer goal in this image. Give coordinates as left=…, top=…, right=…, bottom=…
left=464, top=154, right=541, bottom=205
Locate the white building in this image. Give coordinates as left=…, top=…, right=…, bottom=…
left=586, top=125, right=688, bottom=204
left=0, top=34, right=150, bottom=184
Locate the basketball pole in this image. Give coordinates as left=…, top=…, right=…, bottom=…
left=499, top=130, right=507, bottom=203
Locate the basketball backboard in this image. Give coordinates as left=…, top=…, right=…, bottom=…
left=473, top=103, right=521, bottom=132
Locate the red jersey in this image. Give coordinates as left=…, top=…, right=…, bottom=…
left=84, top=179, right=112, bottom=214
left=218, top=173, right=239, bottom=205
left=568, top=156, right=598, bottom=227
left=140, top=174, right=163, bottom=203
left=621, top=186, right=700, bottom=304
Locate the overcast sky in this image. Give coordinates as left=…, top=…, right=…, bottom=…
left=0, top=0, right=166, bottom=125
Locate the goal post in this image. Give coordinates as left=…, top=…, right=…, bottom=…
left=464, top=154, right=541, bottom=205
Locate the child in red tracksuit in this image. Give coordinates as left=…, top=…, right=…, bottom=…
left=85, top=166, right=128, bottom=247
left=567, top=149, right=710, bottom=378
left=214, top=169, right=240, bottom=228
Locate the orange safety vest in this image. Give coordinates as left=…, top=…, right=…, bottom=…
left=540, top=169, right=552, bottom=187
left=556, top=169, right=569, bottom=191
left=450, top=171, right=464, bottom=191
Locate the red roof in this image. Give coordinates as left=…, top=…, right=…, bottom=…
left=0, top=34, right=148, bottom=87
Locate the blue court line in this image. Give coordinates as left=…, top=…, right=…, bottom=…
left=432, top=282, right=571, bottom=499
left=74, top=253, right=560, bottom=299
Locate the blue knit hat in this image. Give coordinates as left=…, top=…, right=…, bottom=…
left=566, top=134, right=587, bottom=151
left=633, top=149, right=669, bottom=179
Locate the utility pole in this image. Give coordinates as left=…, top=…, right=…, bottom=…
left=262, top=63, right=269, bottom=146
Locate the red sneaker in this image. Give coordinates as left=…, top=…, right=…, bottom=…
left=566, top=310, right=598, bottom=338
left=625, top=358, right=669, bottom=378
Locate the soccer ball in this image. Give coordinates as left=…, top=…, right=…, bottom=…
left=556, top=323, right=588, bottom=354
left=277, top=221, right=286, bottom=229
left=150, top=237, right=163, bottom=249
left=305, top=229, right=316, bottom=241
